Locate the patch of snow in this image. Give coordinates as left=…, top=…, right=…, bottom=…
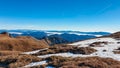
left=38, top=52, right=74, bottom=58
left=69, top=37, right=120, bottom=61
left=23, top=61, right=47, bottom=67
left=69, top=38, right=115, bottom=46
left=22, top=48, right=48, bottom=54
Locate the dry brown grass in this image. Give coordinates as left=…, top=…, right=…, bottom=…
left=0, top=33, right=49, bottom=52
left=0, top=51, right=21, bottom=56
left=32, top=45, right=97, bottom=56
left=113, top=50, right=120, bottom=54
left=1, top=55, right=120, bottom=68
left=89, top=41, right=108, bottom=47
left=0, top=54, right=41, bottom=68
left=108, top=32, right=120, bottom=39
left=113, top=47, right=120, bottom=54
left=45, top=56, right=120, bottom=68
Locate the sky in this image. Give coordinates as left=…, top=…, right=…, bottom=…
left=0, top=0, right=120, bottom=32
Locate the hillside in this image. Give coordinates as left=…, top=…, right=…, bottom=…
left=108, top=31, right=120, bottom=38
left=0, top=32, right=49, bottom=52
left=69, top=32, right=120, bottom=60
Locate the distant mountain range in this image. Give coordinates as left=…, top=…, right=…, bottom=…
left=0, top=29, right=111, bottom=45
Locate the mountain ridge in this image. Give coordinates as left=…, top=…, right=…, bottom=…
left=0, top=29, right=111, bottom=45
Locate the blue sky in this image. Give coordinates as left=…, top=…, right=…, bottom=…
left=0, top=0, right=120, bottom=32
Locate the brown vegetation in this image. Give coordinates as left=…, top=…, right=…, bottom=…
left=108, top=32, right=120, bottom=39
left=113, top=47, right=120, bottom=54
left=0, top=32, right=49, bottom=52
left=0, top=51, right=21, bottom=56
left=32, top=45, right=97, bottom=56
left=44, top=56, right=120, bottom=68
left=0, top=54, right=41, bottom=68
left=89, top=42, right=108, bottom=47
left=3, top=55, right=120, bottom=68
left=113, top=51, right=120, bottom=54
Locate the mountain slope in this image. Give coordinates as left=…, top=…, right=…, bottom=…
left=69, top=32, right=120, bottom=60
left=108, top=31, right=120, bottom=38
left=0, top=32, right=49, bottom=52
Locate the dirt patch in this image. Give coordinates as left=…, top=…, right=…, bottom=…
left=0, top=54, right=41, bottom=68
left=32, top=45, right=97, bottom=56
